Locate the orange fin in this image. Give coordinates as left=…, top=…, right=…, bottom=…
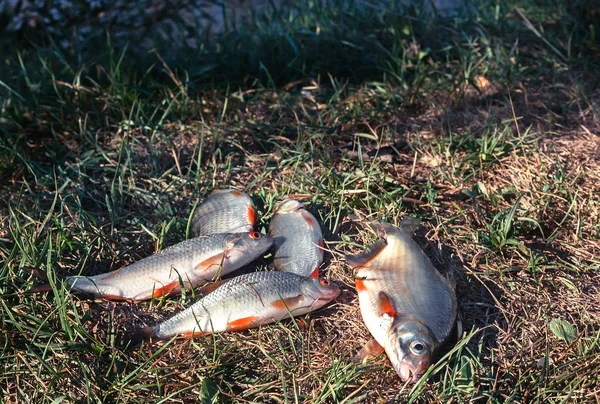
left=352, top=338, right=384, bottom=363
left=151, top=279, right=181, bottom=299
left=345, top=239, right=387, bottom=269
left=97, top=293, right=131, bottom=302
left=271, top=294, right=304, bottom=310
left=310, top=267, right=320, bottom=278
left=247, top=205, right=257, bottom=225
left=182, top=330, right=209, bottom=339
left=231, top=190, right=243, bottom=197
left=301, top=210, right=315, bottom=227
left=196, top=279, right=229, bottom=295
left=355, top=278, right=367, bottom=293
left=378, top=291, right=397, bottom=317
left=226, top=315, right=260, bottom=331
left=195, top=253, right=226, bottom=271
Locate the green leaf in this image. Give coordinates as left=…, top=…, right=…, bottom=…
left=200, top=377, right=219, bottom=404
left=548, top=318, right=577, bottom=342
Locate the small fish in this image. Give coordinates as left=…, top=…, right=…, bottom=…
left=127, top=271, right=340, bottom=342
left=191, top=189, right=257, bottom=237
left=345, top=219, right=457, bottom=383
left=269, top=198, right=324, bottom=278
left=64, top=232, right=272, bottom=301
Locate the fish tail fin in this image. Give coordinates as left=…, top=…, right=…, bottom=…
left=23, top=266, right=49, bottom=282
left=24, top=283, right=54, bottom=295
left=121, top=327, right=156, bottom=349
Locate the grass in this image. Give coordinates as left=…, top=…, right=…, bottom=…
left=1, top=0, right=600, bottom=402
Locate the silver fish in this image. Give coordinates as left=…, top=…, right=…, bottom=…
left=66, top=232, right=272, bottom=301
left=346, top=219, right=457, bottom=383
left=130, top=271, right=340, bottom=341
left=191, top=189, right=257, bottom=237
left=269, top=198, right=324, bottom=277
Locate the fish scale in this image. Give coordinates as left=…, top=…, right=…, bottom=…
left=269, top=198, right=324, bottom=277
left=138, top=271, right=340, bottom=340
left=66, top=232, right=272, bottom=301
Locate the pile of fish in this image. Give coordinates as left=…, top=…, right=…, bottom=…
left=29, top=188, right=458, bottom=383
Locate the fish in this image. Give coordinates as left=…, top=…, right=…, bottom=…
left=126, top=271, right=340, bottom=342
left=268, top=198, right=324, bottom=278
left=63, top=231, right=273, bottom=301
left=345, top=219, right=457, bottom=383
left=191, top=189, right=257, bottom=237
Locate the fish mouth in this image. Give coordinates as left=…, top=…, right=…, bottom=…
left=396, top=362, right=424, bottom=383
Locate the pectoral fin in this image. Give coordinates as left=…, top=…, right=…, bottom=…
left=196, top=279, right=229, bottom=295
left=151, top=279, right=181, bottom=298
left=345, top=239, right=387, bottom=270
left=271, top=294, right=304, bottom=310
left=352, top=338, right=385, bottom=363
left=195, top=253, right=226, bottom=271
left=377, top=291, right=397, bottom=317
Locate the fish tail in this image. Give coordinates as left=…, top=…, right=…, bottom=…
left=24, top=283, right=54, bottom=294
left=23, top=266, right=66, bottom=295
left=121, top=326, right=156, bottom=348
left=23, top=266, right=49, bottom=281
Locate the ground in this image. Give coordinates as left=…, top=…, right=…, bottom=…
left=1, top=1, right=599, bottom=403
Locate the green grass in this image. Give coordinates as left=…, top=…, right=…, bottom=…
left=1, top=0, right=600, bottom=402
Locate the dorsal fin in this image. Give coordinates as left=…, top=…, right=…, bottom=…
left=345, top=239, right=387, bottom=269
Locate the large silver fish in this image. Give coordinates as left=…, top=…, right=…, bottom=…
left=191, top=189, right=257, bottom=237
left=128, top=271, right=340, bottom=341
left=345, top=220, right=457, bottom=383
left=66, top=232, right=272, bottom=301
left=269, top=198, right=324, bottom=278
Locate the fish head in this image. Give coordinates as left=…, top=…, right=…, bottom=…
left=300, top=277, right=341, bottom=309
left=274, top=198, right=305, bottom=214
left=224, top=232, right=273, bottom=265
left=385, top=320, right=435, bottom=383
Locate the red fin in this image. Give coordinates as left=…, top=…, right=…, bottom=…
left=226, top=315, right=260, bottom=331
left=345, top=239, right=387, bottom=270
left=196, top=279, right=229, bottom=295
left=195, top=253, right=226, bottom=271
left=271, top=295, right=304, bottom=310
left=247, top=205, right=257, bottom=225
left=318, top=239, right=324, bottom=249
left=378, top=291, right=397, bottom=317
left=98, top=293, right=130, bottom=302
left=182, top=330, right=209, bottom=339
left=231, top=190, right=243, bottom=197
left=310, top=267, right=320, bottom=278
left=151, top=279, right=181, bottom=299
left=352, top=338, right=384, bottom=363
left=355, top=278, right=367, bottom=293
left=301, top=210, right=315, bottom=227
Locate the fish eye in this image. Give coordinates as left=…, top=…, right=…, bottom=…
left=319, top=279, right=330, bottom=287
left=409, top=340, right=427, bottom=356
left=250, top=232, right=261, bottom=239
